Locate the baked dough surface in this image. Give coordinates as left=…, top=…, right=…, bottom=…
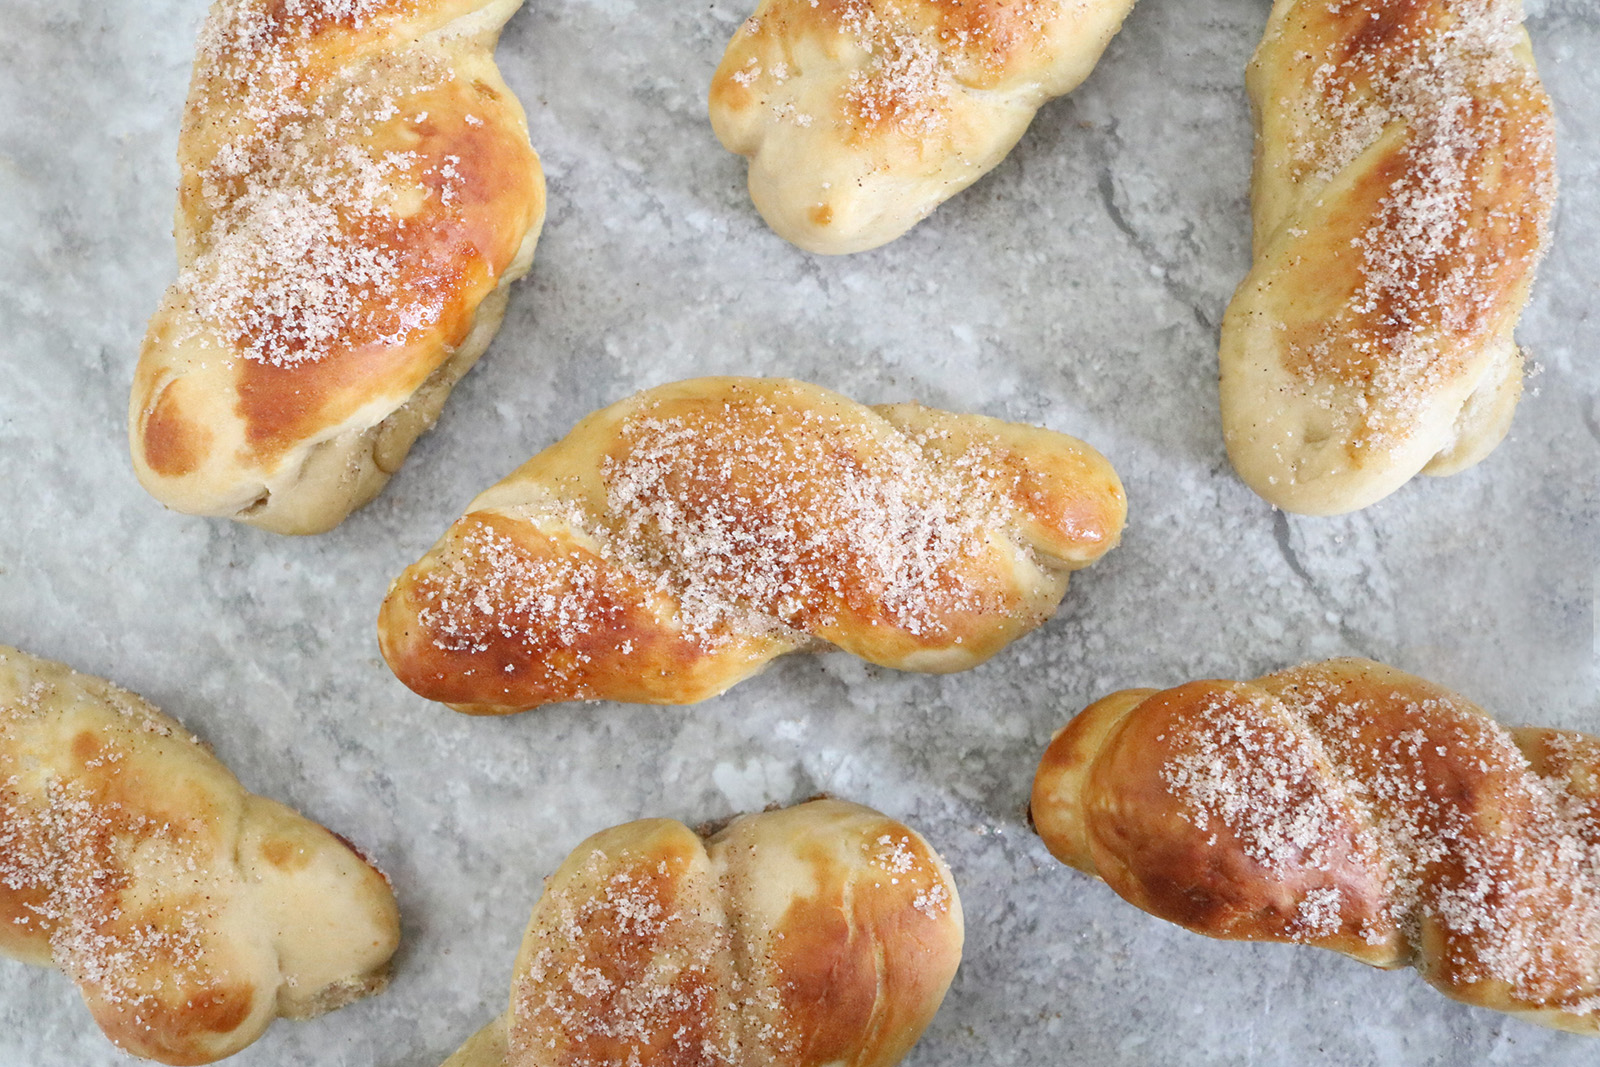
left=1219, top=0, right=1555, bottom=514
left=131, top=0, right=546, bottom=534
left=378, top=376, right=1126, bottom=712
left=442, top=798, right=963, bottom=1067
left=0, top=646, right=401, bottom=1064
left=710, top=0, right=1138, bottom=253
left=1033, top=657, right=1600, bottom=1033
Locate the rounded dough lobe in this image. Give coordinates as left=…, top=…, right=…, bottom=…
left=447, top=798, right=963, bottom=1067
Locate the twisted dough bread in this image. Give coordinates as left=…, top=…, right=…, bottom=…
left=131, top=0, right=545, bottom=535
left=440, top=798, right=963, bottom=1067
left=378, top=377, right=1125, bottom=713
left=0, top=646, right=400, bottom=1064
left=1218, top=0, right=1555, bottom=514
left=1032, top=657, right=1600, bottom=1033
left=709, top=0, right=1137, bottom=254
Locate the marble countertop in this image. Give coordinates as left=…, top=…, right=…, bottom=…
left=1, top=0, right=1597, bottom=1064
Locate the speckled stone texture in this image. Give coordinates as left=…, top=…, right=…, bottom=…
left=0, top=0, right=1596, bottom=1064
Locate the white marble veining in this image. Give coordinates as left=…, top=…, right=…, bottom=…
left=0, top=1, right=1597, bottom=1064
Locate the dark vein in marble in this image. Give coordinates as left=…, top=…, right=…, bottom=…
left=1273, top=509, right=1318, bottom=592
left=1093, top=129, right=1219, bottom=336
left=1273, top=509, right=1374, bottom=653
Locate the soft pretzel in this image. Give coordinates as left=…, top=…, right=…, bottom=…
left=440, top=797, right=964, bottom=1067
left=377, top=376, right=1126, bottom=713
left=0, top=646, right=400, bottom=1064
left=1031, top=657, right=1600, bottom=1033
left=1218, top=0, right=1555, bottom=514
left=131, top=0, right=546, bottom=535
left=709, top=0, right=1138, bottom=254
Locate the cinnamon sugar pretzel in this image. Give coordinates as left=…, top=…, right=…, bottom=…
left=1032, top=658, right=1600, bottom=1032
left=0, top=646, right=400, bottom=1064
left=1219, top=0, right=1555, bottom=514
left=378, top=377, right=1126, bottom=713
left=709, top=0, right=1138, bottom=254
left=440, top=798, right=963, bottom=1067
left=131, top=0, right=545, bottom=534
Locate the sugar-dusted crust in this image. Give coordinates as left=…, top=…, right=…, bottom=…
left=441, top=798, right=964, bottom=1067
left=131, top=0, right=546, bottom=534
left=709, top=0, right=1137, bottom=254
left=1219, top=0, right=1555, bottom=514
left=378, top=376, right=1126, bottom=713
left=0, top=645, right=400, bottom=1064
left=1033, top=657, right=1600, bottom=1033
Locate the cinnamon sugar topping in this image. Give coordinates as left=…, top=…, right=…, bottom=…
left=0, top=782, right=211, bottom=1007
left=177, top=0, right=451, bottom=368
left=839, top=1, right=955, bottom=134
left=418, top=519, right=618, bottom=656
left=1161, top=674, right=1600, bottom=1009
left=416, top=396, right=1036, bottom=664
left=599, top=401, right=1019, bottom=639
left=515, top=850, right=742, bottom=1066
left=511, top=813, right=956, bottom=1066
left=1162, top=693, right=1358, bottom=876
left=829, top=0, right=1059, bottom=133
left=1280, top=0, right=1554, bottom=438
left=0, top=671, right=218, bottom=1018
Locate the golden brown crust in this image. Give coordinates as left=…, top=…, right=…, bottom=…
left=1032, top=657, right=1600, bottom=1033
left=706, top=802, right=963, bottom=1067
left=446, top=798, right=962, bottom=1067
left=377, top=511, right=789, bottom=713
left=708, top=0, right=1138, bottom=254
left=1219, top=0, right=1555, bottom=514
left=131, top=0, right=546, bottom=534
left=378, top=377, right=1126, bottom=713
left=0, top=646, right=400, bottom=1064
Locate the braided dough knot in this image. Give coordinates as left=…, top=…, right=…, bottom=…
left=709, top=0, right=1138, bottom=253
left=1219, top=0, right=1555, bottom=514
left=442, top=799, right=963, bottom=1067
left=132, top=0, right=545, bottom=533
left=379, top=377, right=1125, bottom=712
left=0, top=647, right=400, bottom=1064
left=1033, top=658, right=1600, bottom=1032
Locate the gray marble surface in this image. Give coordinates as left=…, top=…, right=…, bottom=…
left=1, top=0, right=1597, bottom=1064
